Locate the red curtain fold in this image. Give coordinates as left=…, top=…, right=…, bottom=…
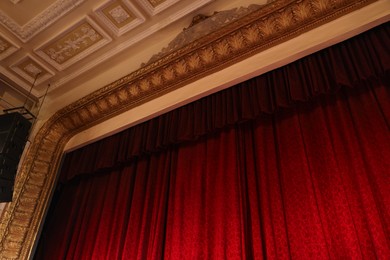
left=35, top=23, right=390, bottom=259
left=59, top=23, right=390, bottom=182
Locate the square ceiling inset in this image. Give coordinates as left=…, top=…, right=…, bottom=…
left=0, top=35, right=19, bottom=60
left=0, top=0, right=86, bottom=43
left=10, top=55, right=54, bottom=85
left=35, top=17, right=112, bottom=71
left=95, top=0, right=145, bottom=36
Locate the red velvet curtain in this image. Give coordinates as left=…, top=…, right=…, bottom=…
left=35, top=23, right=390, bottom=259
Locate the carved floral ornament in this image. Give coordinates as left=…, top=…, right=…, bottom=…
left=0, top=0, right=377, bottom=258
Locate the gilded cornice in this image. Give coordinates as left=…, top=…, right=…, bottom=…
left=0, top=0, right=377, bottom=258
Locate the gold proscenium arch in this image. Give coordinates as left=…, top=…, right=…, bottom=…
left=0, top=0, right=377, bottom=258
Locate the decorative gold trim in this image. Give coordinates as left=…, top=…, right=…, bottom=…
left=0, top=0, right=378, bottom=258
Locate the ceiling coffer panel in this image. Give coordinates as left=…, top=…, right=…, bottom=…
left=10, top=55, right=54, bottom=85
left=0, top=0, right=86, bottom=42
left=95, top=0, right=146, bottom=36
left=0, top=35, right=19, bottom=60
left=34, top=17, right=112, bottom=71
left=137, top=0, right=180, bottom=15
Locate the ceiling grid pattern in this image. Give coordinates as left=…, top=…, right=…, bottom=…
left=0, top=0, right=214, bottom=95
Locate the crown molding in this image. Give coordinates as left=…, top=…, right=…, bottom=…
left=0, top=0, right=380, bottom=258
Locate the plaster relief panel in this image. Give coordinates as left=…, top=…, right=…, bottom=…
left=95, top=0, right=145, bottom=36
left=35, top=17, right=112, bottom=71
left=10, top=55, right=54, bottom=85
left=0, top=0, right=86, bottom=42
left=137, top=0, right=180, bottom=15
left=0, top=34, right=19, bottom=60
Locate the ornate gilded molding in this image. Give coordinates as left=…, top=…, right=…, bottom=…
left=143, top=4, right=265, bottom=66
left=0, top=0, right=378, bottom=259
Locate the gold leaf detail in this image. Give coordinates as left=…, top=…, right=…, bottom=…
left=293, top=1, right=312, bottom=21
left=70, top=113, right=83, bottom=126
left=163, top=67, right=175, bottom=81
left=79, top=108, right=90, bottom=122
left=243, top=25, right=261, bottom=44
left=312, top=0, right=330, bottom=13
left=61, top=117, right=76, bottom=130
left=151, top=73, right=162, bottom=86
left=36, top=149, right=53, bottom=163
left=259, top=18, right=276, bottom=37
left=29, top=171, right=46, bottom=186
left=32, top=161, right=50, bottom=173
left=214, top=40, right=230, bottom=57
left=18, top=197, right=38, bottom=211
left=139, top=80, right=150, bottom=91
left=199, top=47, right=214, bottom=64
left=11, top=216, right=31, bottom=228
left=97, top=99, right=109, bottom=111
left=278, top=9, right=294, bottom=28
left=86, top=103, right=99, bottom=117
left=117, top=88, right=129, bottom=102
left=230, top=32, right=244, bottom=50
left=2, top=242, right=22, bottom=255
left=11, top=212, right=32, bottom=224
left=108, top=94, right=119, bottom=107
left=188, top=54, right=200, bottom=70
left=175, top=60, right=187, bottom=75
left=129, top=85, right=139, bottom=96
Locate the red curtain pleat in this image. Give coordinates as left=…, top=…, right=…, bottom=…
left=35, top=23, right=390, bottom=259
left=58, top=23, right=389, bottom=182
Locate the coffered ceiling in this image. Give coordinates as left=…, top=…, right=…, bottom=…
left=1, top=0, right=264, bottom=110
left=0, top=0, right=389, bottom=126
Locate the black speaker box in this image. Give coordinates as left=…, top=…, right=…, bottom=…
left=0, top=112, right=31, bottom=202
